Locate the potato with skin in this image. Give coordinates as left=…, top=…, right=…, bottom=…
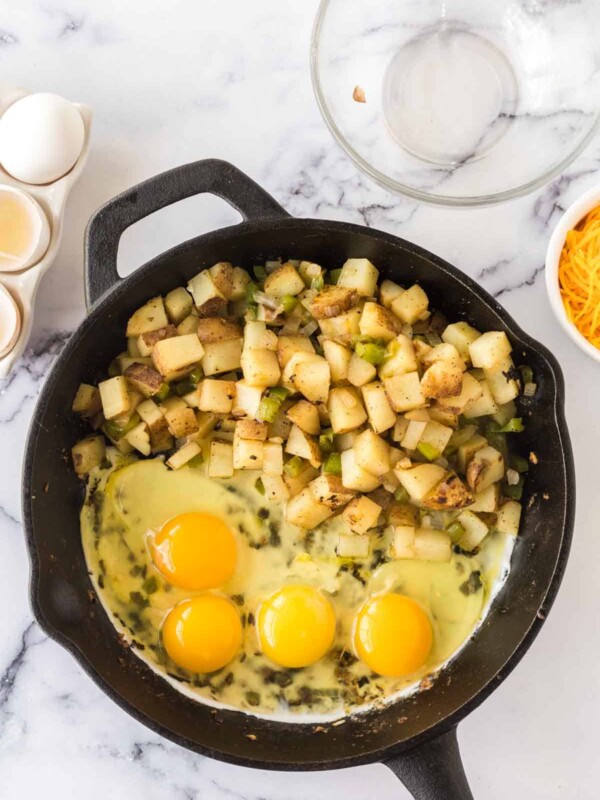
left=308, top=474, right=356, bottom=509
left=318, top=307, right=362, bottom=338
left=466, top=445, right=505, bottom=492
left=161, top=397, right=199, bottom=438
left=213, top=264, right=249, bottom=301
left=388, top=502, right=420, bottom=528
left=187, top=270, right=227, bottom=316
left=196, top=317, right=243, bottom=344
left=436, top=372, right=483, bottom=414
left=137, top=324, right=178, bottom=357
left=421, top=362, right=463, bottom=399
left=394, top=463, right=447, bottom=501
left=124, top=363, right=164, bottom=398
left=309, top=285, right=360, bottom=319
left=421, top=473, right=473, bottom=510
left=286, top=487, right=333, bottom=529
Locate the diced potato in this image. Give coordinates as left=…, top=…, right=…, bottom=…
left=309, top=286, right=360, bottom=319
left=420, top=420, right=453, bottom=454
left=152, top=334, right=204, bottom=379
left=201, top=339, right=243, bottom=376
left=391, top=415, right=409, bottom=442
left=484, top=357, right=520, bottom=404
left=208, top=440, right=234, bottom=478
left=233, top=431, right=264, bottom=470
left=414, top=529, right=451, bottom=562
left=390, top=525, right=416, bottom=558
left=491, top=400, right=517, bottom=427
left=442, top=321, right=481, bottom=363
left=308, top=474, right=355, bottom=509
left=262, top=474, right=290, bottom=502
left=328, top=387, right=368, bottom=434
left=187, top=269, right=227, bottom=316
left=463, top=381, right=499, bottom=418
left=137, top=324, right=177, bottom=357
left=244, top=320, right=278, bottom=351
left=428, top=404, right=459, bottom=428
left=457, top=510, right=489, bottom=551
left=233, top=380, right=263, bottom=419
left=469, top=484, right=501, bottom=512
left=468, top=331, right=512, bottom=370
left=72, top=384, right=102, bottom=417
left=336, top=533, right=370, bottom=558
left=401, top=419, right=427, bottom=450
left=422, top=343, right=465, bottom=372
left=335, top=430, right=362, bottom=451
left=337, top=258, right=379, bottom=297
left=241, top=348, right=281, bottom=387
left=263, top=441, right=284, bottom=474
left=211, top=262, right=249, bottom=301
left=276, top=335, right=315, bottom=368
left=124, top=421, right=151, bottom=456
left=126, top=296, right=169, bottom=336
left=299, top=260, right=324, bottom=284
left=354, top=429, right=389, bottom=476
left=293, top=356, right=331, bottom=404
left=413, top=338, right=433, bottom=364
left=391, top=284, right=429, bottom=324
left=235, top=418, right=268, bottom=441
left=421, top=473, right=473, bottom=509
left=128, top=336, right=142, bottom=357
left=457, top=433, right=488, bottom=472
left=466, top=445, right=505, bottom=493
left=379, top=279, right=404, bottom=309
left=361, top=381, right=396, bottom=434
left=194, top=411, right=218, bottom=439
left=420, top=362, right=463, bottom=399
left=285, top=487, right=333, bottom=529
left=322, top=340, right=352, bottom=383
left=343, top=495, right=382, bottom=534
left=394, top=463, right=447, bottom=501
left=136, top=398, right=168, bottom=442
left=283, top=461, right=319, bottom=497
left=341, top=448, right=381, bottom=492
left=71, top=436, right=106, bottom=477
left=388, top=503, right=420, bottom=528
left=359, top=302, right=402, bottom=342
left=495, top=500, right=522, bottom=536
left=267, top=406, right=293, bottom=440
left=196, top=318, right=243, bottom=344
left=264, top=262, right=305, bottom=297
left=348, top=353, right=377, bottom=387
left=165, top=287, right=193, bottom=324
left=161, top=397, right=199, bottom=438
left=285, top=424, right=322, bottom=467
left=318, top=307, right=362, bottom=337
left=198, top=379, right=236, bottom=413
left=116, top=354, right=153, bottom=373
left=383, top=372, right=426, bottom=412
left=99, top=376, right=131, bottom=420
left=123, top=363, right=164, bottom=398
left=176, top=315, right=200, bottom=336
left=436, top=372, right=483, bottom=414
left=167, top=440, right=201, bottom=470
left=286, top=400, right=320, bottom=435
left=378, top=334, right=417, bottom=379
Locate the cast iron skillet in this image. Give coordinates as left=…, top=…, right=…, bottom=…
left=22, top=159, right=574, bottom=799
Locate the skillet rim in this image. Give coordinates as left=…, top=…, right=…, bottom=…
left=22, top=216, right=575, bottom=771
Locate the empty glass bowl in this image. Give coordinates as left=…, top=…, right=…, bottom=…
left=311, top=0, right=600, bottom=206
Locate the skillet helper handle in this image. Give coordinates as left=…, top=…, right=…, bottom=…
left=84, top=158, right=289, bottom=307
left=384, top=727, right=474, bottom=800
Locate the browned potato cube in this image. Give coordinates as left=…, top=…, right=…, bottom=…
left=124, top=363, right=164, bottom=398
left=309, top=285, right=360, bottom=319
left=126, top=296, right=169, bottom=336
left=196, top=317, right=243, bottom=344
left=72, top=384, right=102, bottom=417
left=137, top=324, right=177, bottom=357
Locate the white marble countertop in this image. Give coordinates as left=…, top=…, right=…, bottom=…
left=0, top=1, right=599, bottom=798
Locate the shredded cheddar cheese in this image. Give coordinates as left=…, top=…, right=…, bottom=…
left=558, top=206, right=600, bottom=349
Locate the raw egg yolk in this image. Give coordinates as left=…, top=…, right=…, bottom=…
left=150, top=512, right=236, bottom=590
left=257, top=585, right=336, bottom=669
left=162, top=595, right=242, bottom=674
left=353, top=593, right=433, bottom=677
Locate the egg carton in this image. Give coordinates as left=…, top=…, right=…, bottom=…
left=0, top=81, right=92, bottom=378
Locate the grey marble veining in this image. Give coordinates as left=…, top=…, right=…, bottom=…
left=0, top=1, right=599, bottom=798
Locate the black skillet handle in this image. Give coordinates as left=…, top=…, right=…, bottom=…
left=384, top=727, right=474, bottom=800
left=84, top=159, right=289, bottom=307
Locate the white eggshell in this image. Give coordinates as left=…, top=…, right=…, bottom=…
left=0, top=93, right=85, bottom=185
left=0, top=283, right=21, bottom=357
left=0, top=186, right=51, bottom=272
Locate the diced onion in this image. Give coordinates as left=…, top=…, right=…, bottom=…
left=300, top=320, right=318, bottom=336
left=506, top=468, right=520, bottom=486
left=253, top=290, right=280, bottom=310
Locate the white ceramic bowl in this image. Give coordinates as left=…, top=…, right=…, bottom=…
left=545, top=184, right=600, bottom=364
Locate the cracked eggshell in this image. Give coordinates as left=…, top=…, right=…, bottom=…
left=0, top=186, right=51, bottom=272
left=0, top=93, right=85, bottom=185
left=0, top=283, right=21, bottom=357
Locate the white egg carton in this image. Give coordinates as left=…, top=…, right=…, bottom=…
left=0, top=81, right=92, bottom=378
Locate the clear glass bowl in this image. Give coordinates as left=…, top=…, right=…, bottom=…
left=311, top=0, right=600, bottom=206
